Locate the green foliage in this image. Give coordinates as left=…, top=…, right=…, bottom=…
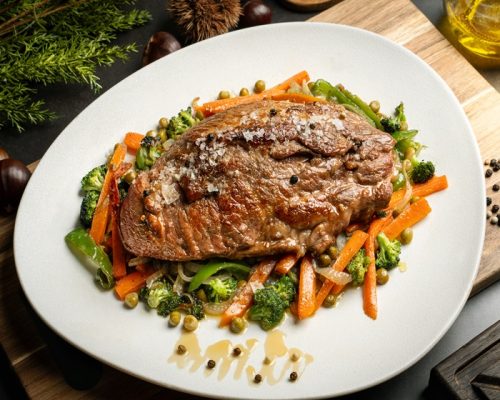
left=0, top=0, right=151, bottom=132
left=204, top=277, right=237, bottom=303
left=166, top=107, right=200, bottom=139
left=375, top=233, right=401, bottom=270
left=346, top=249, right=369, bottom=285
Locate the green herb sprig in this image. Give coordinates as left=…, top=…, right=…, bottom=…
left=0, top=0, right=151, bottom=132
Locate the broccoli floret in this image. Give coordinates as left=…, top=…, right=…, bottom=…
left=381, top=102, right=406, bottom=133
left=203, top=277, right=237, bottom=303
left=135, top=136, right=163, bottom=170
left=188, top=297, right=205, bottom=320
left=411, top=160, right=435, bottom=184
left=272, top=275, right=296, bottom=304
left=346, top=249, right=369, bottom=285
left=166, top=107, right=200, bottom=139
left=157, top=293, right=182, bottom=317
left=249, top=275, right=297, bottom=331
left=249, top=288, right=286, bottom=331
left=81, top=164, right=107, bottom=192
left=79, top=190, right=99, bottom=228
left=375, top=233, right=401, bottom=270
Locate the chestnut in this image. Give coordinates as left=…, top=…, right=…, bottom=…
left=0, top=147, right=9, bottom=161
left=0, top=159, right=31, bottom=214
left=240, top=0, right=272, bottom=28
left=142, top=31, right=182, bottom=66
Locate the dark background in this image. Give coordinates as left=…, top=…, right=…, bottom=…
left=0, top=0, right=443, bottom=165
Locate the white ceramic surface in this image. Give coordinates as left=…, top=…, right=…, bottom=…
left=14, top=22, right=485, bottom=399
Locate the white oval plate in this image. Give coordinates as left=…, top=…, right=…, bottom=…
left=14, top=22, right=485, bottom=399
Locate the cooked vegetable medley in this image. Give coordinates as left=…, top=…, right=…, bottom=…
left=65, top=71, right=448, bottom=331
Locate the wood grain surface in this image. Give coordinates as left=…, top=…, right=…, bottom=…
left=0, top=0, right=498, bottom=398
left=280, top=0, right=340, bottom=12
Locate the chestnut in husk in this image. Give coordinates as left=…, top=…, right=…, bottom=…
left=240, top=0, right=272, bottom=28
left=0, top=159, right=31, bottom=214
left=142, top=32, right=182, bottom=66
left=0, top=147, right=9, bottom=161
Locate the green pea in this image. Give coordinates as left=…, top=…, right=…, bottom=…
left=158, top=128, right=167, bottom=143
left=239, top=88, right=250, bottom=96
left=254, top=80, right=266, bottom=93
left=196, top=288, right=207, bottom=303
left=122, top=169, right=137, bottom=184
left=327, top=246, right=339, bottom=260
left=230, top=317, right=245, bottom=334
left=376, top=268, right=389, bottom=285
left=218, top=90, right=230, bottom=100
left=159, top=117, right=169, bottom=129
left=183, top=315, right=199, bottom=331
left=318, top=254, right=331, bottom=267
left=169, top=311, right=181, bottom=327
left=146, top=129, right=156, bottom=137
left=369, top=100, right=380, bottom=113
left=124, top=292, right=138, bottom=308
left=323, top=294, right=337, bottom=308
left=400, top=228, right=413, bottom=245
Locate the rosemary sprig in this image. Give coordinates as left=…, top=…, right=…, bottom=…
left=0, top=0, right=151, bottom=132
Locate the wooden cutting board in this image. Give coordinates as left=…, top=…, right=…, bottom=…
left=0, top=0, right=499, bottom=398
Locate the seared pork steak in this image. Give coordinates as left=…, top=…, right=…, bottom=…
left=120, top=100, right=395, bottom=261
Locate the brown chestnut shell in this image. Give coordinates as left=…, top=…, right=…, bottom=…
left=0, top=159, right=31, bottom=214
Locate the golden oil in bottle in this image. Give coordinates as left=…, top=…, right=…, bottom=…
left=444, top=0, right=500, bottom=60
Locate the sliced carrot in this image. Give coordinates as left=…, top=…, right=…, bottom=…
left=89, top=143, right=126, bottom=244
left=219, top=259, right=276, bottom=327
left=289, top=300, right=298, bottom=316
left=332, top=216, right=393, bottom=295
left=124, top=132, right=144, bottom=152
left=361, top=214, right=393, bottom=319
left=315, top=230, right=368, bottom=310
left=196, top=70, right=310, bottom=116
left=272, top=70, right=310, bottom=91
left=275, top=253, right=299, bottom=275
left=383, top=198, right=432, bottom=240
left=269, top=92, right=326, bottom=104
left=297, top=255, right=317, bottom=320
left=109, top=176, right=126, bottom=279
left=114, top=265, right=156, bottom=300
left=388, top=175, right=448, bottom=209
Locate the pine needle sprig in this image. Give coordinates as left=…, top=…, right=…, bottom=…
left=0, top=0, right=151, bottom=132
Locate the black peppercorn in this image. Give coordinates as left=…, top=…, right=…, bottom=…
left=290, top=371, right=298, bottom=381
left=493, top=184, right=500, bottom=192
left=177, top=345, right=187, bottom=355
left=487, top=197, right=492, bottom=206
left=492, top=204, right=499, bottom=214
left=233, top=347, right=242, bottom=356
left=494, top=165, right=500, bottom=172
left=490, top=159, right=497, bottom=167
left=485, top=169, right=493, bottom=178
left=254, top=374, right=262, bottom=383
left=269, top=108, right=277, bottom=117
left=309, top=123, right=316, bottom=129
left=207, top=359, right=216, bottom=369
left=290, top=175, right=299, bottom=185
left=143, top=190, right=150, bottom=197
left=497, top=217, right=500, bottom=227
left=207, top=133, right=214, bottom=142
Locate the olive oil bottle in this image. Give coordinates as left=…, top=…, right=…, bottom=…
left=444, top=0, right=500, bottom=60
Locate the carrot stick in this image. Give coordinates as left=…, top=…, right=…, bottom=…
left=315, top=230, right=369, bottom=310
left=219, top=258, right=276, bottom=327
left=383, top=198, right=432, bottom=240
left=269, top=92, right=326, bottom=104
left=124, top=132, right=144, bottom=152
left=114, top=265, right=155, bottom=300
left=272, top=70, right=310, bottom=91
left=388, top=175, right=448, bottom=208
left=197, top=70, right=310, bottom=116
left=109, top=176, right=126, bottom=279
left=275, top=254, right=299, bottom=275
left=363, top=236, right=377, bottom=320
left=297, top=255, right=317, bottom=320
left=89, top=143, right=126, bottom=244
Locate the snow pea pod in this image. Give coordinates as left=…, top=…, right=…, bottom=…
left=188, top=261, right=250, bottom=292
left=65, top=227, right=114, bottom=289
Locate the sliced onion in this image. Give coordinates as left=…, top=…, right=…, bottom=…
left=394, top=160, right=413, bottom=214
left=336, top=233, right=347, bottom=251
left=173, top=273, right=184, bottom=294
left=203, top=300, right=231, bottom=315
left=315, top=267, right=352, bottom=285
left=184, top=262, right=203, bottom=273
left=146, top=266, right=167, bottom=288
left=177, top=262, right=194, bottom=282
left=128, top=256, right=152, bottom=267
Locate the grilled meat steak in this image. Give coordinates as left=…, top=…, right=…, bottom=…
left=120, top=100, right=395, bottom=261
